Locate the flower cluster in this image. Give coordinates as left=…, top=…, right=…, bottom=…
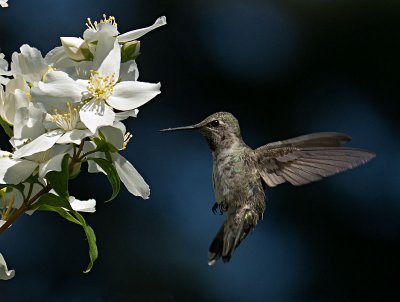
left=0, top=15, right=166, bottom=279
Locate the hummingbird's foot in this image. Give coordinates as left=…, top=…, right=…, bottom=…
left=212, top=202, right=220, bottom=215
left=212, top=202, right=228, bottom=215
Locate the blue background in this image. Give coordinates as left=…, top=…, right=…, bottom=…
left=1, top=0, right=399, bottom=301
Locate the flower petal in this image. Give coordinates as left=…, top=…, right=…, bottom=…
left=45, top=46, right=74, bottom=69
left=13, top=130, right=64, bottom=159
left=38, top=151, right=68, bottom=178
left=83, top=141, right=106, bottom=174
left=0, top=253, right=15, bottom=281
left=107, top=81, right=160, bottom=111
left=92, top=37, right=120, bottom=78
left=97, top=124, right=124, bottom=150
left=60, top=37, right=92, bottom=62
left=69, top=196, right=96, bottom=213
left=112, top=153, right=150, bottom=199
left=30, top=71, right=85, bottom=108
left=80, top=100, right=115, bottom=133
left=0, top=89, right=29, bottom=125
left=83, top=22, right=119, bottom=43
left=57, top=129, right=92, bottom=145
left=0, top=152, right=37, bottom=184
left=115, top=109, right=139, bottom=121
left=13, top=104, right=45, bottom=140
left=119, top=60, right=139, bottom=81
left=5, top=74, right=29, bottom=93
left=0, top=53, right=11, bottom=76
left=118, top=16, right=167, bottom=43
left=10, top=44, right=49, bottom=83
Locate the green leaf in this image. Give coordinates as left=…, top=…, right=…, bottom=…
left=73, top=211, right=98, bottom=273
left=87, top=157, right=120, bottom=202
left=46, top=154, right=70, bottom=198
left=32, top=192, right=72, bottom=211
left=0, top=116, right=13, bottom=138
left=82, top=224, right=97, bottom=273
left=35, top=204, right=98, bottom=273
left=35, top=204, right=80, bottom=225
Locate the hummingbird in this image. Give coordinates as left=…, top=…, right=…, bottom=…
left=159, top=112, right=375, bottom=265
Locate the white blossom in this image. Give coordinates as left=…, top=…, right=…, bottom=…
left=0, top=1, right=8, bottom=8
left=0, top=13, right=164, bottom=277
left=0, top=253, right=14, bottom=281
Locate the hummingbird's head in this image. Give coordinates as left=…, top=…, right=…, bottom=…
left=159, top=112, right=242, bottom=151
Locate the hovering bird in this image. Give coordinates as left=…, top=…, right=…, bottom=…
left=159, top=112, right=375, bottom=265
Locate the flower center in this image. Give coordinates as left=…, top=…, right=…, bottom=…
left=50, top=102, right=80, bottom=131
left=26, top=92, right=32, bottom=102
left=86, top=70, right=115, bottom=101
left=86, top=14, right=118, bottom=31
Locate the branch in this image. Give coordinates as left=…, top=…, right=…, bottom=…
left=0, top=185, right=51, bottom=234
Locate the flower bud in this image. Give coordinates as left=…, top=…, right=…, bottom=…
left=60, top=37, right=93, bottom=62
left=121, top=41, right=140, bottom=63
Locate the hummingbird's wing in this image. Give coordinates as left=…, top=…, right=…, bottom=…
left=254, top=132, right=375, bottom=187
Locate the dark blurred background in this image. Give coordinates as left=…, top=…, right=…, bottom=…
left=1, top=0, right=399, bottom=301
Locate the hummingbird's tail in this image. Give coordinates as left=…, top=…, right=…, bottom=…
left=208, top=208, right=259, bottom=266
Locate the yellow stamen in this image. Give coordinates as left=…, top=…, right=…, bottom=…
left=26, top=92, right=32, bottom=102
left=50, top=102, right=81, bottom=131
left=86, top=70, right=115, bottom=101
left=86, top=14, right=117, bottom=31
left=122, top=132, right=133, bottom=150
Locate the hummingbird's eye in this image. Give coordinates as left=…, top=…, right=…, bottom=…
left=208, top=120, right=220, bottom=128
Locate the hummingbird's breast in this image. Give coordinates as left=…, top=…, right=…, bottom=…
left=212, top=147, right=266, bottom=212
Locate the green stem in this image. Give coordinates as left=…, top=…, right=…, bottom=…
left=25, top=182, right=34, bottom=203
left=78, top=149, right=98, bottom=161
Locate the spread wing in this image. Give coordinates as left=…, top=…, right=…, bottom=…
left=254, top=132, right=375, bottom=187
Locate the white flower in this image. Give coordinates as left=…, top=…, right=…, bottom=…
left=31, top=61, right=160, bottom=134
left=68, top=196, right=96, bottom=213
left=83, top=15, right=119, bottom=43
left=30, top=70, right=86, bottom=109
left=117, top=16, right=166, bottom=43
left=60, top=37, right=93, bottom=62
left=80, top=78, right=160, bottom=133
left=0, top=253, right=15, bottom=281
left=0, top=145, right=70, bottom=183
left=47, top=190, right=96, bottom=213
left=0, top=150, right=37, bottom=184
left=112, top=152, right=150, bottom=199
left=84, top=126, right=150, bottom=199
left=0, top=53, right=12, bottom=85
left=11, top=45, right=50, bottom=84
left=12, top=103, right=46, bottom=147
left=83, top=15, right=166, bottom=44
left=13, top=101, right=92, bottom=159
left=0, top=1, right=8, bottom=8
left=0, top=75, right=30, bottom=125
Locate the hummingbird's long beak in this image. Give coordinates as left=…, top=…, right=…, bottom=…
left=158, top=125, right=197, bottom=132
